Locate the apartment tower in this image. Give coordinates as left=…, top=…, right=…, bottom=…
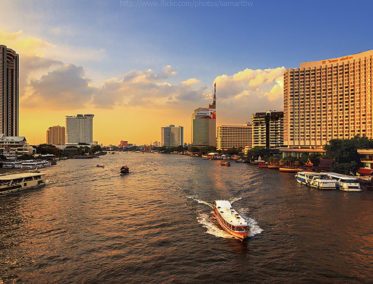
left=252, top=111, right=284, bottom=149
left=284, top=50, right=373, bottom=148
left=46, top=126, right=66, bottom=145
left=0, top=45, right=19, bottom=136
left=161, top=125, right=184, bottom=147
left=66, top=114, right=94, bottom=144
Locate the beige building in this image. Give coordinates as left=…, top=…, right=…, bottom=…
left=46, top=126, right=65, bottom=145
left=252, top=111, right=284, bottom=149
left=0, top=135, right=33, bottom=160
left=217, top=124, right=252, bottom=150
left=192, top=108, right=216, bottom=147
left=284, top=50, right=373, bottom=149
left=0, top=45, right=19, bottom=136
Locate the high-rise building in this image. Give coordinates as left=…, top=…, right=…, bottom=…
left=192, top=83, right=216, bottom=147
left=284, top=50, right=373, bottom=149
left=161, top=125, right=184, bottom=147
left=66, top=114, right=94, bottom=144
left=252, top=111, right=284, bottom=149
left=217, top=124, right=252, bottom=150
left=46, top=126, right=65, bottom=145
left=0, top=45, right=19, bottom=136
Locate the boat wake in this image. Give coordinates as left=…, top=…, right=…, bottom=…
left=230, top=196, right=242, bottom=204
left=187, top=196, right=213, bottom=208
left=197, top=213, right=234, bottom=239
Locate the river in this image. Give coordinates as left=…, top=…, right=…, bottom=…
left=0, top=152, right=372, bottom=283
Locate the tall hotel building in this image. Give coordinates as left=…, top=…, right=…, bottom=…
left=46, top=126, right=66, bottom=145
left=192, top=83, right=216, bottom=147
left=284, top=50, right=373, bottom=149
left=0, top=45, right=19, bottom=136
left=66, top=114, right=94, bottom=144
left=161, top=125, right=184, bottom=147
left=217, top=124, right=252, bottom=150
left=252, top=111, right=284, bottom=149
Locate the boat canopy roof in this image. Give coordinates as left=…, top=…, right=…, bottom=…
left=0, top=173, right=44, bottom=180
left=325, top=172, right=358, bottom=180
left=215, top=200, right=248, bottom=227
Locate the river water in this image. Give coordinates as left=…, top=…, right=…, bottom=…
left=0, top=152, right=372, bottom=283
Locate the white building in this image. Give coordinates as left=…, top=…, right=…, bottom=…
left=161, top=125, right=184, bottom=147
left=0, top=135, right=33, bottom=160
left=66, top=114, right=94, bottom=144
left=217, top=124, right=252, bottom=150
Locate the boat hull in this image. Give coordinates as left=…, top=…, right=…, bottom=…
left=213, top=208, right=249, bottom=240
left=0, top=183, right=46, bottom=195
left=279, top=167, right=303, bottom=173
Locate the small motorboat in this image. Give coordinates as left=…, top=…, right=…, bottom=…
left=96, top=164, right=105, bottom=168
left=120, top=166, right=129, bottom=175
left=220, top=161, right=231, bottom=167
left=258, top=161, right=268, bottom=168
left=279, top=167, right=303, bottom=173
left=267, top=164, right=280, bottom=169
left=213, top=200, right=249, bottom=240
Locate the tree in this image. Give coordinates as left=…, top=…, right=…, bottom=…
left=36, top=144, right=62, bottom=156
left=324, top=136, right=373, bottom=174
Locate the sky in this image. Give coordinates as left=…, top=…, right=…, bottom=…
left=0, top=0, right=372, bottom=145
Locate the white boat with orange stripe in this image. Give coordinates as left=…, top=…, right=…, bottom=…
left=213, top=200, right=249, bottom=240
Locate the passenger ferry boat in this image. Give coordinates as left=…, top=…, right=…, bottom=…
left=1, top=160, right=51, bottom=170
left=296, top=171, right=337, bottom=189
left=326, top=173, right=361, bottom=192
left=295, top=171, right=314, bottom=185
left=213, top=200, right=249, bottom=240
left=308, top=173, right=337, bottom=190
left=0, top=172, right=46, bottom=195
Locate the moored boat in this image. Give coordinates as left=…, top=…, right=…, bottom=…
left=0, top=172, right=46, bottom=195
left=358, top=167, right=373, bottom=176
left=258, top=162, right=268, bottom=168
left=325, top=172, right=361, bottom=192
left=267, top=164, right=280, bottom=169
left=279, top=167, right=303, bottom=173
left=308, top=174, right=337, bottom=190
left=213, top=200, right=249, bottom=240
left=295, top=171, right=315, bottom=185
left=220, top=161, right=231, bottom=167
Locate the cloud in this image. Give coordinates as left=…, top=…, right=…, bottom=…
left=1, top=28, right=285, bottom=123
left=213, top=67, right=285, bottom=122
left=0, top=29, right=106, bottom=64
left=23, top=64, right=96, bottom=109
left=92, top=66, right=207, bottom=109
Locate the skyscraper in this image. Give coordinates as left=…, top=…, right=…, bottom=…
left=0, top=45, right=19, bottom=136
left=46, top=126, right=66, bottom=145
left=284, top=50, right=373, bottom=149
left=66, top=114, right=94, bottom=144
left=161, top=125, right=184, bottom=147
left=252, top=111, right=284, bottom=149
left=192, top=83, right=216, bottom=147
